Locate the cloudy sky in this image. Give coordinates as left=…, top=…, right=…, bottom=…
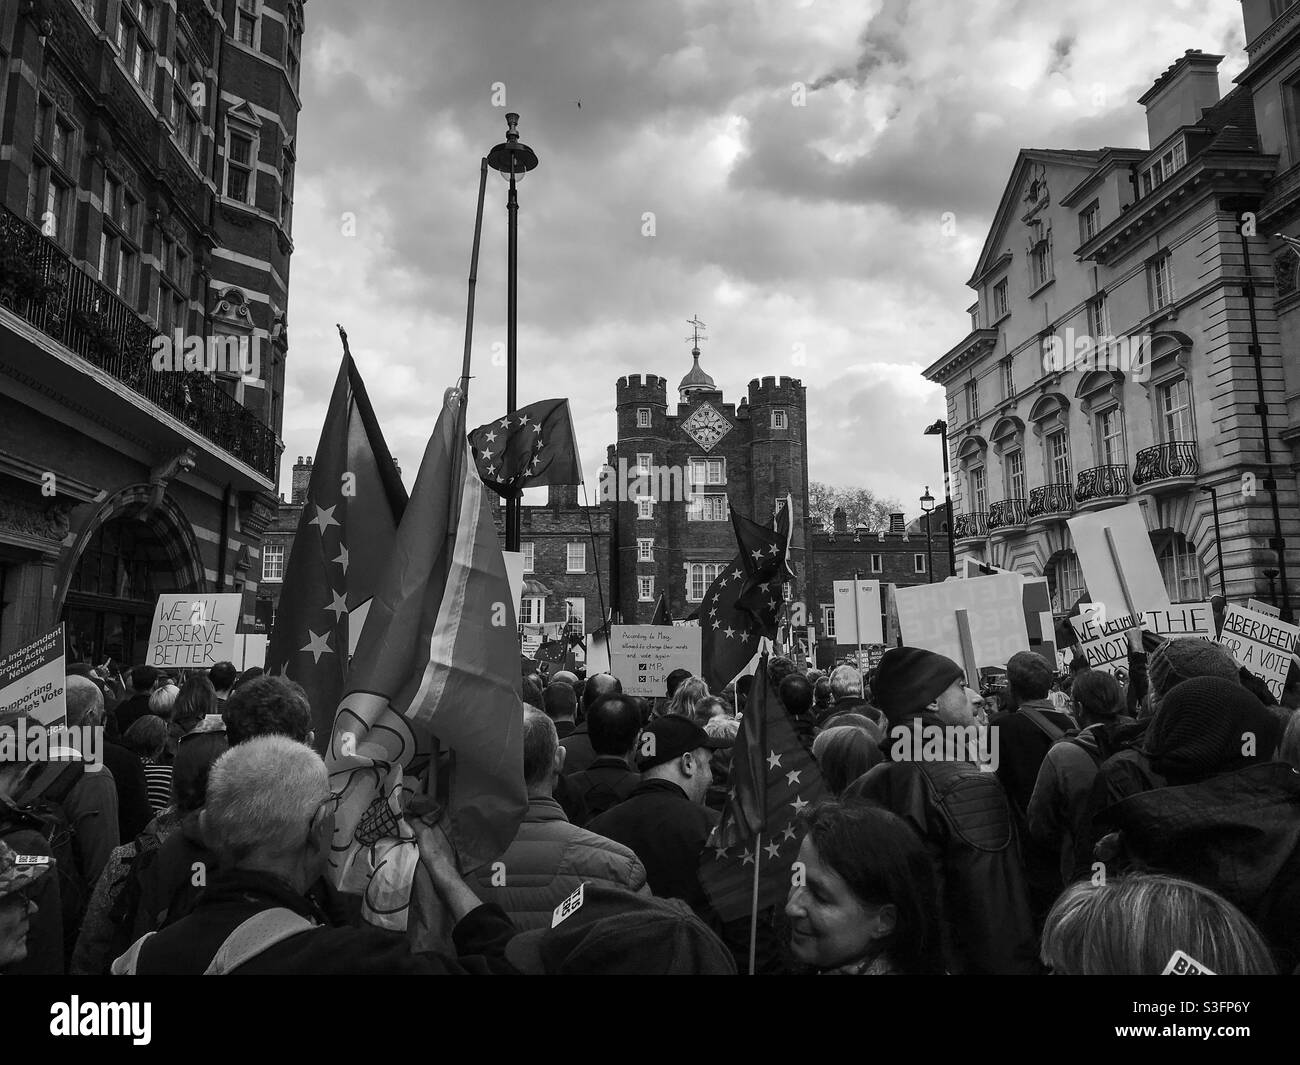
left=280, top=0, right=1247, bottom=518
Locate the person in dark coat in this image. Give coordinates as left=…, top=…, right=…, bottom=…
left=113, top=737, right=515, bottom=975
left=778, top=674, right=817, bottom=752
left=113, top=666, right=163, bottom=735
left=845, top=646, right=1038, bottom=975
left=561, top=673, right=621, bottom=774
left=587, top=716, right=728, bottom=910
left=564, top=693, right=643, bottom=822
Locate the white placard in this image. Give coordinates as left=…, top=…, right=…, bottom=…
left=501, top=551, right=525, bottom=620
left=146, top=594, right=241, bottom=670
left=895, top=573, right=1029, bottom=675
left=1070, top=602, right=1213, bottom=675
left=832, top=579, right=883, bottom=645
left=1067, top=501, right=1171, bottom=619
left=1217, top=604, right=1300, bottom=700
left=0, top=624, right=66, bottom=726
left=1247, top=598, right=1281, bottom=619
left=608, top=625, right=702, bottom=697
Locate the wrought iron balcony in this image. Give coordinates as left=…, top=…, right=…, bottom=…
left=1132, top=442, right=1199, bottom=487
left=987, top=498, right=1027, bottom=531
left=1075, top=464, right=1130, bottom=503
left=952, top=512, right=987, bottom=539
left=1027, top=482, right=1074, bottom=519
left=0, top=203, right=276, bottom=480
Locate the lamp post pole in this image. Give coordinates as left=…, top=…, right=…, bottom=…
left=921, top=486, right=936, bottom=585
left=1200, top=485, right=1227, bottom=597
left=925, top=419, right=956, bottom=577
left=488, top=113, right=539, bottom=552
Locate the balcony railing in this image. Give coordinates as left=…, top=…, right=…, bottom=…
left=952, top=512, right=987, bottom=539
left=987, top=498, right=1027, bottom=531
left=1027, top=482, right=1075, bottom=519
left=1132, top=442, right=1199, bottom=487
left=0, top=204, right=276, bottom=480
left=1075, top=463, right=1130, bottom=503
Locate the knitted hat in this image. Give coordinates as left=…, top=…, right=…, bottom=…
left=1147, top=676, right=1283, bottom=783
left=874, top=647, right=966, bottom=724
left=1146, top=638, right=1241, bottom=718
left=505, top=883, right=737, bottom=975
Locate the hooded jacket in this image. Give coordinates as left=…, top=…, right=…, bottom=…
left=845, top=711, right=1038, bottom=975
left=1107, top=762, right=1300, bottom=973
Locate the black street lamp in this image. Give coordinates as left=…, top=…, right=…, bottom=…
left=488, top=113, right=539, bottom=552
left=924, top=419, right=955, bottom=577
left=1199, top=485, right=1227, bottom=597
left=921, top=486, right=935, bottom=585
left=1266, top=568, right=1279, bottom=607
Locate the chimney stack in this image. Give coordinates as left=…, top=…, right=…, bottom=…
left=833, top=507, right=848, bottom=534
left=549, top=483, right=579, bottom=508
left=291, top=455, right=313, bottom=506
left=1139, top=49, right=1222, bottom=151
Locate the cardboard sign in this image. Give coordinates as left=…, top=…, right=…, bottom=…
left=1162, top=950, right=1215, bottom=976
left=1247, top=598, right=1281, bottom=619
left=609, top=625, right=702, bottom=697
left=1218, top=604, right=1300, bottom=700
left=1070, top=602, right=1213, bottom=675
left=0, top=624, right=67, bottom=726
left=146, top=594, right=241, bottom=669
left=1067, top=502, right=1171, bottom=620
left=895, top=573, right=1029, bottom=677
left=501, top=551, right=525, bottom=620
left=832, top=580, right=883, bottom=645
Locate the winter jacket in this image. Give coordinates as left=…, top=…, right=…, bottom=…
left=990, top=700, right=1079, bottom=818
left=588, top=779, right=719, bottom=910
left=559, top=723, right=598, bottom=774
left=115, top=868, right=517, bottom=975
left=1027, top=719, right=1133, bottom=886
left=469, top=796, right=648, bottom=930
left=1106, top=762, right=1300, bottom=973
left=846, top=713, right=1038, bottom=975
left=71, top=810, right=181, bottom=975
left=564, top=756, right=641, bottom=823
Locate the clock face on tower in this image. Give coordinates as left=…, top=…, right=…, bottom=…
left=681, top=401, right=733, bottom=452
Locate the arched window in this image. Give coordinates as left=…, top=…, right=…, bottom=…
left=1155, top=531, right=1205, bottom=602
left=1048, top=550, right=1086, bottom=614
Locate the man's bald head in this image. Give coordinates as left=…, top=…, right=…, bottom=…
left=583, top=672, right=621, bottom=712
left=65, top=674, right=104, bottom=727
left=550, top=670, right=579, bottom=689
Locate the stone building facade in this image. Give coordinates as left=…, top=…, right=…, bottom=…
left=0, top=0, right=304, bottom=659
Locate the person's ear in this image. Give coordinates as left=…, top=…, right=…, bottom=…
left=308, top=806, right=332, bottom=853
left=553, top=744, right=567, bottom=774
left=873, top=902, right=897, bottom=940
left=306, top=730, right=316, bottom=748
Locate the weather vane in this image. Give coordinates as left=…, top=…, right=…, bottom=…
left=685, top=315, right=708, bottom=352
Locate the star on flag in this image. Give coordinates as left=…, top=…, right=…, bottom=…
left=300, top=629, right=333, bottom=665
left=309, top=503, right=340, bottom=533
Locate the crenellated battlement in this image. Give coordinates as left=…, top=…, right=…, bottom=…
left=616, top=373, right=668, bottom=406
left=747, top=375, right=806, bottom=408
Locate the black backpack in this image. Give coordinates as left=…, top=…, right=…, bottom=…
left=0, top=760, right=88, bottom=961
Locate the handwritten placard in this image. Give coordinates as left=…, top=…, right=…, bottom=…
left=146, top=594, right=241, bottom=669
left=1218, top=604, right=1300, bottom=700
left=609, top=625, right=702, bottom=697
left=1070, top=603, right=1213, bottom=675
left=895, top=573, right=1028, bottom=674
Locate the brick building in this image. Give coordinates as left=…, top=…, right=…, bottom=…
left=607, top=349, right=811, bottom=626
left=805, top=502, right=954, bottom=670
left=0, top=0, right=306, bottom=660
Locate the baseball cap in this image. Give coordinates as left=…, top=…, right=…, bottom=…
left=0, top=839, right=53, bottom=901
left=637, top=715, right=731, bottom=771
left=505, top=882, right=736, bottom=975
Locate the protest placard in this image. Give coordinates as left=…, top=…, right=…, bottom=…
left=146, top=594, right=241, bottom=669
left=895, top=573, right=1028, bottom=680
left=1217, top=604, right=1300, bottom=700
left=1247, top=598, right=1281, bottom=619
left=609, top=625, right=702, bottom=696
left=832, top=579, right=882, bottom=645
left=1067, top=501, right=1171, bottom=620
left=0, top=623, right=66, bottom=726
left=1070, top=602, right=1213, bottom=674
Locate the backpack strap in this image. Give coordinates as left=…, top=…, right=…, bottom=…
left=110, top=932, right=155, bottom=975
left=17, top=759, right=85, bottom=806
left=204, top=908, right=316, bottom=975
left=1018, top=705, right=1075, bottom=745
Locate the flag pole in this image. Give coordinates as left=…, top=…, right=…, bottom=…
left=748, top=832, right=762, bottom=975
left=581, top=482, right=608, bottom=664
left=461, top=157, right=489, bottom=393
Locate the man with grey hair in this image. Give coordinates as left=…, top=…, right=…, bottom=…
left=471, top=708, right=646, bottom=929
left=56, top=675, right=122, bottom=887
left=113, top=736, right=517, bottom=974
left=823, top=664, right=879, bottom=727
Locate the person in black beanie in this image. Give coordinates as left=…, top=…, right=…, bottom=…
left=843, top=646, right=1038, bottom=975
left=1102, top=675, right=1299, bottom=971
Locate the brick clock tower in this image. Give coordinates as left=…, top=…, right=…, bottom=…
left=608, top=337, right=810, bottom=626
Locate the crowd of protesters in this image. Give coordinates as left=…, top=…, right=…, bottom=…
left=2, top=630, right=1298, bottom=976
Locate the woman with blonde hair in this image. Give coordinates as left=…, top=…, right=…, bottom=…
left=1041, top=872, right=1275, bottom=975
left=665, top=675, right=709, bottom=720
